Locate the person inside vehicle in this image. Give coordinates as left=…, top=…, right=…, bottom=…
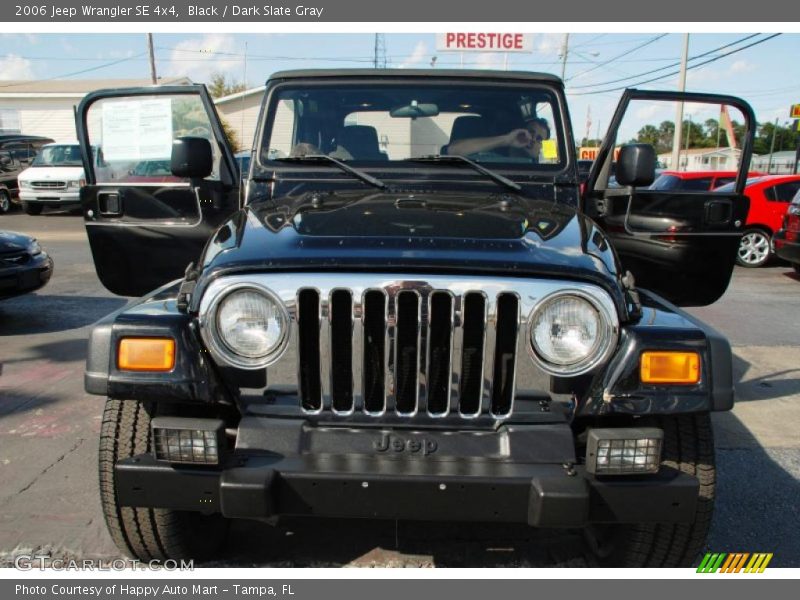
left=445, top=117, right=551, bottom=162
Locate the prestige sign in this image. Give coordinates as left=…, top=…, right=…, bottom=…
left=436, top=33, right=533, bottom=53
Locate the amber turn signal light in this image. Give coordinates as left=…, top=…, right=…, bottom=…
left=640, top=351, right=700, bottom=384
left=118, top=338, right=176, bottom=372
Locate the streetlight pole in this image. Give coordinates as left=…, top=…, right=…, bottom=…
left=767, top=117, right=778, bottom=174
left=670, top=33, right=689, bottom=170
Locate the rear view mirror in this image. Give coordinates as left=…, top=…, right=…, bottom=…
left=171, top=137, right=212, bottom=179
left=616, top=144, right=656, bottom=188
left=390, top=102, right=439, bottom=118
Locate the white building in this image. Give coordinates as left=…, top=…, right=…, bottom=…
left=657, top=147, right=742, bottom=171
left=0, top=78, right=191, bottom=143
left=751, top=150, right=799, bottom=175
left=214, top=86, right=265, bottom=152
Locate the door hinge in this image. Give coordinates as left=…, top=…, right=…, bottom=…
left=177, top=262, right=199, bottom=313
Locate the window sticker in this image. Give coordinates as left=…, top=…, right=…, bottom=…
left=101, top=98, right=173, bottom=162
left=541, top=139, right=558, bottom=160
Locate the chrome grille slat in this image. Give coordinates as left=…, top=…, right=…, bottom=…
left=382, top=291, right=396, bottom=416
left=480, top=294, right=497, bottom=417
left=319, top=293, right=332, bottom=412
left=448, top=294, right=463, bottom=417
left=351, top=294, right=364, bottom=413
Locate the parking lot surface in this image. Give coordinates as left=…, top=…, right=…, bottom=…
left=1, top=210, right=799, bottom=567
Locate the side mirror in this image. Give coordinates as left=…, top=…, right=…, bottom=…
left=171, top=137, right=213, bottom=179
left=616, top=143, right=656, bottom=188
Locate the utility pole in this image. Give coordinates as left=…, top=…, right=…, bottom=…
left=767, top=117, right=778, bottom=174
left=670, top=33, right=689, bottom=170
left=146, top=33, right=157, bottom=84
left=373, top=34, right=387, bottom=69
left=560, top=33, right=570, bottom=80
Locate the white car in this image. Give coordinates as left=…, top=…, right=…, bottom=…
left=17, top=142, right=88, bottom=215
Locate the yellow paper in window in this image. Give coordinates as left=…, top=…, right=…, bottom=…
left=541, top=140, right=558, bottom=160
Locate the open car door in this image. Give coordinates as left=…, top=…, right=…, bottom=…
left=584, top=90, right=755, bottom=306
left=76, top=85, right=240, bottom=296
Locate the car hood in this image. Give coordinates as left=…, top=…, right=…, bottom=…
left=0, top=230, right=33, bottom=253
left=19, top=166, right=84, bottom=181
left=196, top=189, right=624, bottom=309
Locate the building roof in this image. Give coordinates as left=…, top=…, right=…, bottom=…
left=0, top=77, right=192, bottom=97
left=657, top=147, right=741, bottom=157
left=215, top=86, right=266, bottom=104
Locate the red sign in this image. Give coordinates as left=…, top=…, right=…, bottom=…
left=579, top=147, right=621, bottom=162
left=791, top=104, right=800, bottom=119
left=436, top=33, right=533, bottom=53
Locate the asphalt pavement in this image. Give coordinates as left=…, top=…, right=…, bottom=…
left=1, top=209, right=799, bottom=567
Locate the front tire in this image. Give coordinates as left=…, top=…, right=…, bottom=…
left=737, top=229, right=771, bottom=267
left=584, top=413, right=716, bottom=567
left=99, top=399, right=229, bottom=562
left=22, top=202, right=43, bottom=216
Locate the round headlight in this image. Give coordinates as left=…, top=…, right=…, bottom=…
left=529, top=291, right=616, bottom=375
left=210, top=286, right=289, bottom=368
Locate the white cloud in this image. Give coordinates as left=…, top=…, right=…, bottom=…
left=729, top=60, right=755, bottom=74
left=0, top=55, right=35, bottom=80
left=473, top=52, right=505, bottom=70
left=162, top=34, right=240, bottom=84
left=535, top=33, right=564, bottom=57
left=398, top=41, right=428, bottom=69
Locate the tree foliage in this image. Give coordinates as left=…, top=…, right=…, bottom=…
left=207, top=72, right=247, bottom=99
left=630, top=117, right=798, bottom=155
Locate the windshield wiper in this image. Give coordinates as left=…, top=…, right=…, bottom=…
left=274, top=154, right=387, bottom=190
left=405, top=155, right=522, bottom=193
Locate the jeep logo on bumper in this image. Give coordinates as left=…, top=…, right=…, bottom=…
left=374, top=433, right=438, bottom=456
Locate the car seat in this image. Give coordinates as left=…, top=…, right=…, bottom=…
left=337, top=125, right=387, bottom=161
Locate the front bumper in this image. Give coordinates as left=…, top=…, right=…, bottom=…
left=18, top=190, right=81, bottom=205
left=115, top=417, right=699, bottom=526
left=0, top=254, right=53, bottom=299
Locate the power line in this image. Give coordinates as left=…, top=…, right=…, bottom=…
left=568, top=34, right=782, bottom=96
left=566, top=34, right=668, bottom=82
left=567, top=33, right=761, bottom=90
left=0, top=53, right=146, bottom=88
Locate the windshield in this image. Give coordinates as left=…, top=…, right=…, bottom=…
left=260, top=82, right=565, bottom=170
left=713, top=177, right=762, bottom=193
left=31, top=145, right=83, bottom=167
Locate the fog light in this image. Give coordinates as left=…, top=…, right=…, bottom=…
left=151, top=417, right=225, bottom=465
left=118, top=338, right=175, bottom=372
left=586, top=428, right=663, bottom=475
left=640, top=351, right=700, bottom=384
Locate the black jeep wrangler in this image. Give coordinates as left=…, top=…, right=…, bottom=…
left=77, top=70, right=754, bottom=566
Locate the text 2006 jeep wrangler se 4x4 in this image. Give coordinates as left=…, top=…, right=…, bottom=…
left=77, top=70, right=754, bottom=566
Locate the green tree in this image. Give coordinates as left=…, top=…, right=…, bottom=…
left=207, top=72, right=247, bottom=99
left=636, top=124, right=659, bottom=148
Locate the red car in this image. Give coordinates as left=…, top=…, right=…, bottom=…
left=650, top=170, right=747, bottom=192
left=715, top=174, right=800, bottom=267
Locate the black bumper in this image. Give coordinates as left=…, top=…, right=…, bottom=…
left=0, top=254, right=53, bottom=300
left=115, top=418, right=699, bottom=527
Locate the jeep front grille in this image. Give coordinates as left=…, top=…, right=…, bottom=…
left=197, top=273, right=620, bottom=424
left=296, top=285, right=519, bottom=418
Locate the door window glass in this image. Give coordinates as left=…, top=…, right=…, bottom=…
left=86, top=94, right=222, bottom=184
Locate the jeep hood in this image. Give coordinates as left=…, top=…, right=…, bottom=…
left=198, top=190, right=622, bottom=298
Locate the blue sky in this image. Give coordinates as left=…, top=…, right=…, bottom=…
left=1, top=32, right=798, bottom=137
